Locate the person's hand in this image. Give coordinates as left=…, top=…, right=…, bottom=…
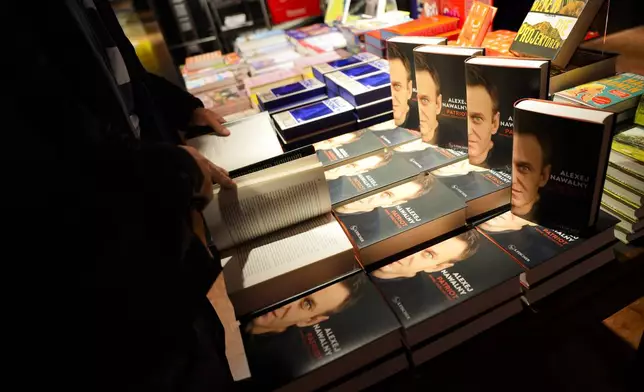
left=180, top=145, right=236, bottom=206
left=190, top=107, right=230, bottom=136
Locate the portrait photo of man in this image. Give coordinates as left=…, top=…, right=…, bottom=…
left=466, top=65, right=501, bottom=168
left=314, top=130, right=368, bottom=151
left=477, top=211, right=536, bottom=234
left=371, top=230, right=481, bottom=280
left=414, top=52, right=443, bottom=145
left=246, top=274, right=364, bottom=335
left=324, top=150, right=394, bottom=181
left=335, top=174, right=435, bottom=215
left=388, top=43, right=418, bottom=129
left=511, top=125, right=552, bottom=222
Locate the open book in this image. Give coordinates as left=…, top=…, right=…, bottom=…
left=203, top=152, right=358, bottom=317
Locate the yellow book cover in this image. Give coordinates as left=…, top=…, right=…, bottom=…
left=635, top=96, right=644, bottom=126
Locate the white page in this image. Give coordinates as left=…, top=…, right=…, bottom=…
left=222, top=214, right=353, bottom=292
left=204, top=158, right=332, bottom=250
left=187, top=111, right=283, bottom=171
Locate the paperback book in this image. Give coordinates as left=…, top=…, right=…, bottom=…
left=326, top=149, right=421, bottom=206
left=510, top=0, right=605, bottom=69
left=553, top=73, right=644, bottom=123
left=386, top=36, right=447, bottom=130
left=431, top=160, right=512, bottom=220
left=477, top=210, right=618, bottom=286
left=325, top=59, right=390, bottom=94
left=257, top=78, right=327, bottom=111
left=335, top=174, right=467, bottom=266
left=512, top=99, right=614, bottom=232
left=241, top=272, right=402, bottom=391
left=312, top=53, right=381, bottom=83
left=371, top=229, right=523, bottom=346
left=393, top=139, right=467, bottom=172
left=413, top=46, right=485, bottom=152
left=464, top=57, right=550, bottom=171
left=272, top=96, right=356, bottom=142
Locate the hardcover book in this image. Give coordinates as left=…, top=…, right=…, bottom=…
left=312, top=53, right=381, bottom=83
left=512, top=99, right=615, bottom=232
left=257, top=78, right=327, bottom=111
left=393, top=139, right=467, bottom=172
left=386, top=36, right=447, bottom=130
left=325, top=59, right=390, bottom=94
left=413, top=46, right=485, bottom=152
left=326, top=150, right=421, bottom=206
left=335, top=174, right=467, bottom=266
left=605, top=165, right=644, bottom=198
left=609, top=149, right=644, bottom=181
left=369, top=119, right=421, bottom=147
left=204, top=151, right=360, bottom=317
left=338, top=71, right=392, bottom=107
left=264, top=94, right=329, bottom=115
left=314, top=129, right=385, bottom=169
left=272, top=96, right=356, bottom=142
left=509, top=0, right=605, bottom=69
left=431, top=160, right=512, bottom=220
left=553, top=73, right=644, bottom=122
left=371, top=229, right=523, bottom=346
left=477, top=210, right=617, bottom=286
left=241, top=272, right=403, bottom=391
left=464, top=57, right=550, bottom=171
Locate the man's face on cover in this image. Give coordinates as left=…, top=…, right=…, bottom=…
left=324, top=154, right=387, bottom=180
left=512, top=133, right=551, bottom=216
left=335, top=180, right=424, bottom=214
left=478, top=212, right=535, bottom=233
left=249, top=283, right=349, bottom=334
left=371, top=236, right=468, bottom=279
left=416, top=70, right=442, bottom=143
left=431, top=159, right=485, bottom=177
left=467, top=85, right=499, bottom=165
left=389, top=58, right=412, bottom=126
left=315, top=132, right=360, bottom=150
left=394, top=139, right=433, bottom=153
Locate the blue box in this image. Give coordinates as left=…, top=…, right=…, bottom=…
left=338, top=71, right=392, bottom=106
left=312, top=52, right=381, bottom=83
left=257, top=78, right=326, bottom=111
left=354, top=97, right=393, bottom=120
left=262, top=94, right=329, bottom=114
left=272, top=96, right=356, bottom=142
left=324, top=59, right=389, bottom=95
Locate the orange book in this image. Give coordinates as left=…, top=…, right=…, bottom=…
left=456, top=1, right=497, bottom=47
left=481, top=30, right=516, bottom=56
left=382, top=15, right=459, bottom=39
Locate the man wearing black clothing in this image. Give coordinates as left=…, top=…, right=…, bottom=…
left=6, top=1, right=237, bottom=391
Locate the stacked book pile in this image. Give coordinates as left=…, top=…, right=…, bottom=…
left=286, top=23, right=348, bottom=55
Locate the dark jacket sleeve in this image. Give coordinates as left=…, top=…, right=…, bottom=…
left=145, top=72, right=204, bottom=131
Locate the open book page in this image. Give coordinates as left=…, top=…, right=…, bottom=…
left=221, top=214, right=353, bottom=292
left=187, top=112, right=283, bottom=172
left=204, top=155, right=332, bottom=250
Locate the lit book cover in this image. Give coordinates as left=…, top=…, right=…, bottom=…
left=371, top=229, right=523, bottom=333
left=326, top=150, right=421, bottom=206
left=510, top=0, right=604, bottom=68
left=325, top=59, right=390, bottom=93
left=336, top=174, right=466, bottom=254
left=257, top=78, right=326, bottom=111
left=241, top=273, right=401, bottom=390
left=314, top=130, right=385, bottom=168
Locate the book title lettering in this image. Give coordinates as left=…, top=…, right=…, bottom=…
left=443, top=98, right=467, bottom=118
left=550, top=170, right=589, bottom=189
left=313, top=324, right=341, bottom=357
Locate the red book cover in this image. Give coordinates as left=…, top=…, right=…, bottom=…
left=456, top=1, right=498, bottom=47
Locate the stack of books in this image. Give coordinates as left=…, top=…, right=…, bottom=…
left=380, top=16, right=460, bottom=41
left=601, top=125, right=644, bottom=244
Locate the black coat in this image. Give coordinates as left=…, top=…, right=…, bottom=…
left=4, top=1, right=233, bottom=391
